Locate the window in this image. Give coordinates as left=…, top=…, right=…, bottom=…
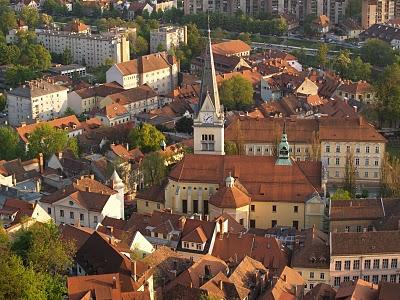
left=345, top=260, right=351, bottom=270
left=344, top=276, right=350, bottom=282
left=364, top=275, right=370, bottom=282
left=272, top=205, right=277, bottom=212
left=292, top=220, right=299, bottom=230
left=335, top=261, right=342, bottom=271
left=357, top=226, right=362, bottom=232
left=145, top=201, right=149, bottom=207
left=294, top=206, right=298, bottom=213
left=353, top=260, right=360, bottom=270
left=320, top=273, right=324, bottom=279
left=60, top=210, right=64, bottom=217
left=272, top=220, right=277, bottom=227
left=47, top=207, right=51, bottom=214
left=335, top=171, right=339, bottom=177
left=94, top=216, right=98, bottom=223
left=355, top=158, right=360, bottom=166
left=353, top=276, right=359, bottom=281
left=334, top=277, right=340, bottom=286
left=365, top=172, right=369, bottom=178
left=250, top=219, right=256, bottom=228
left=183, top=242, right=189, bottom=248
left=336, top=158, right=340, bottom=165
left=375, top=146, right=380, bottom=153
left=80, top=214, right=84, bottom=221
left=390, top=274, right=397, bottom=283
left=196, top=244, right=202, bottom=250
left=365, top=158, right=369, bottom=166
left=372, top=275, right=379, bottom=284
left=391, top=259, right=398, bottom=269
left=382, top=275, right=388, bottom=282
left=336, top=145, right=340, bottom=153
left=251, top=205, right=255, bottom=212
left=310, top=272, right=314, bottom=279
left=326, top=145, right=330, bottom=153
left=347, top=145, right=351, bottom=153
left=366, top=146, right=370, bottom=153
left=309, top=283, right=314, bottom=289
left=345, top=226, right=350, bottom=232
left=383, top=259, right=389, bottom=269
left=157, top=203, right=161, bottom=209
left=356, top=146, right=360, bottom=153
left=182, top=200, right=187, bottom=214
left=365, top=260, right=371, bottom=269
left=373, top=259, right=380, bottom=269
left=375, top=160, right=379, bottom=166
left=70, top=212, right=74, bottom=219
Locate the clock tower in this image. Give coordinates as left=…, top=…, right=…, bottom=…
left=193, top=21, right=225, bottom=155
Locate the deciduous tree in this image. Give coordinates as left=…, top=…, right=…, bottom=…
left=141, top=152, right=166, bottom=186
left=0, top=127, right=23, bottom=160
left=128, top=123, right=165, bottom=153
left=219, top=75, right=254, bottom=111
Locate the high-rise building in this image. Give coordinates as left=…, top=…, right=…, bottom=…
left=150, top=26, right=187, bottom=53
left=362, top=0, right=394, bottom=29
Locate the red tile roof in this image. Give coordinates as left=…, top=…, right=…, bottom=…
left=115, top=52, right=175, bottom=76
left=209, top=183, right=251, bottom=208
left=212, top=40, right=251, bottom=56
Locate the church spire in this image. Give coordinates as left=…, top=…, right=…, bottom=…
left=198, top=15, right=221, bottom=116
left=276, top=120, right=292, bottom=166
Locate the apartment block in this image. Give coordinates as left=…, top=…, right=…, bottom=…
left=7, top=79, right=68, bottom=126
left=362, top=0, right=395, bottom=29
left=35, top=29, right=130, bottom=68
left=105, top=52, right=179, bottom=95
left=330, top=231, right=400, bottom=287
left=150, top=26, right=187, bottom=53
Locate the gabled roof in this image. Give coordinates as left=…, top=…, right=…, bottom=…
left=336, top=80, right=372, bottom=94
left=335, top=279, right=378, bottom=300
left=110, top=144, right=144, bottom=162
left=209, top=183, right=251, bottom=208
left=16, top=115, right=81, bottom=143
left=114, top=52, right=175, bottom=76
left=169, top=154, right=321, bottom=203
left=200, top=271, right=250, bottom=300
left=97, top=103, right=129, bottom=120
left=0, top=198, right=36, bottom=225
left=212, top=40, right=251, bottom=56
left=181, top=218, right=216, bottom=245
left=182, top=226, right=207, bottom=243
left=304, top=283, right=336, bottom=300
left=229, top=256, right=268, bottom=290
left=60, top=224, right=94, bottom=250
left=107, top=84, right=158, bottom=106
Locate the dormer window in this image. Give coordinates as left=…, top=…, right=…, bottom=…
left=69, top=201, right=73, bottom=206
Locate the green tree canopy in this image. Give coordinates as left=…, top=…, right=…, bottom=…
left=374, top=63, right=400, bottom=125
left=133, top=35, right=149, bottom=57
left=0, top=94, right=5, bottom=112
left=27, top=123, right=79, bottom=158
left=141, top=152, right=166, bottom=186
left=128, top=123, right=165, bottom=153
left=0, top=10, right=17, bottom=35
left=20, top=7, right=39, bottom=28
left=331, top=188, right=352, bottom=200
left=175, top=116, right=193, bottom=134
left=317, top=43, right=329, bottom=68
left=0, top=127, right=23, bottom=160
left=360, top=39, right=396, bottom=67
left=0, top=43, right=21, bottom=65
left=238, top=32, right=251, bottom=45
left=5, top=65, right=37, bottom=87
left=62, top=47, right=73, bottom=65
left=219, top=75, right=254, bottom=111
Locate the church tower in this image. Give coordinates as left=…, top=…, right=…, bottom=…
left=276, top=122, right=292, bottom=166
left=193, top=20, right=224, bottom=155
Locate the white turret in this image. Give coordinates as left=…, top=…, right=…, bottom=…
left=225, top=172, right=235, bottom=188
left=109, top=169, right=125, bottom=219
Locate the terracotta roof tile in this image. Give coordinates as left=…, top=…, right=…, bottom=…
left=209, top=183, right=251, bottom=208
left=16, top=115, right=81, bottom=143
left=336, top=279, right=378, bottom=300
left=337, top=80, right=372, bottom=95
left=212, top=40, right=251, bottom=56
left=115, top=52, right=174, bottom=76
left=108, top=84, right=158, bottom=106
left=182, top=226, right=208, bottom=243
left=304, top=283, right=336, bottom=300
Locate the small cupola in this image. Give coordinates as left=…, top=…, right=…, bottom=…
left=276, top=121, right=292, bottom=166
left=225, top=172, right=235, bottom=188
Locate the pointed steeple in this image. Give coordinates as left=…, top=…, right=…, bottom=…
left=198, top=15, right=221, bottom=116
left=276, top=120, right=292, bottom=166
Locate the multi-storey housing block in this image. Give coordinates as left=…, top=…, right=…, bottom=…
left=7, top=79, right=68, bottom=126
left=150, top=26, right=187, bottom=53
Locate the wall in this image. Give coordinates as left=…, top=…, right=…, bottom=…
left=136, top=198, right=164, bottom=214
left=293, top=267, right=330, bottom=291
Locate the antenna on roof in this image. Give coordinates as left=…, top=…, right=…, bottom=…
left=283, top=119, right=287, bottom=135
left=207, top=12, right=211, bottom=37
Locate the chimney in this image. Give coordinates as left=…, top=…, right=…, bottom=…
left=199, top=275, right=204, bottom=286
left=107, top=226, right=114, bottom=235
left=85, top=186, right=90, bottom=192
left=112, top=276, right=117, bottom=289
left=90, top=174, right=94, bottom=180
left=204, top=265, right=211, bottom=279
left=126, top=143, right=129, bottom=151
left=12, top=173, right=16, bottom=186
left=131, top=260, right=137, bottom=281
left=282, top=274, right=287, bottom=282
left=218, top=219, right=224, bottom=238
left=20, top=122, right=26, bottom=127
left=219, top=280, right=223, bottom=290
left=38, top=153, right=44, bottom=174
left=179, top=217, right=186, bottom=230
left=57, top=152, right=62, bottom=160
left=312, top=224, right=316, bottom=239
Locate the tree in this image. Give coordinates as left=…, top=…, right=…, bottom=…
left=62, top=47, right=73, bottom=65
left=20, top=7, right=39, bottom=28
left=333, top=50, right=351, bottom=78
left=317, top=43, right=329, bottom=68
left=238, top=32, right=251, bottom=45
left=39, top=13, right=53, bottom=26
left=346, top=56, right=371, bottom=81
left=224, top=140, right=238, bottom=155
left=0, top=94, right=5, bottom=112
left=11, top=222, right=75, bottom=275
left=0, top=10, right=17, bottom=35
left=381, top=153, right=400, bottom=197
left=27, top=123, right=79, bottom=158
left=375, top=63, right=400, bottom=126
left=157, top=43, right=166, bottom=52
left=63, top=107, right=76, bottom=116
left=344, top=151, right=356, bottom=197
left=128, top=123, right=165, bottom=153
left=360, top=39, right=396, bottom=67
left=346, top=0, right=362, bottom=18
left=0, top=43, right=21, bottom=65
left=175, top=116, right=193, bottom=134
left=0, top=127, right=23, bottom=160
left=5, top=65, right=37, bottom=87
left=141, top=152, right=166, bottom=186
left=133, top=36, right=149, bottom=57
left=219, top=75, right=254, bottom=110
left=331, top=188, right=352, bottom=200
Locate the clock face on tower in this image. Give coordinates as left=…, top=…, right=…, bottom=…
left=202, top=113, right=214, bottom=124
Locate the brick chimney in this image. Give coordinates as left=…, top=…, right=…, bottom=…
left=131, top=260, right=137, bottom=281
left=112, top=276, right=117, bottom=289
left=38, top=153, right=44, bottom=174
